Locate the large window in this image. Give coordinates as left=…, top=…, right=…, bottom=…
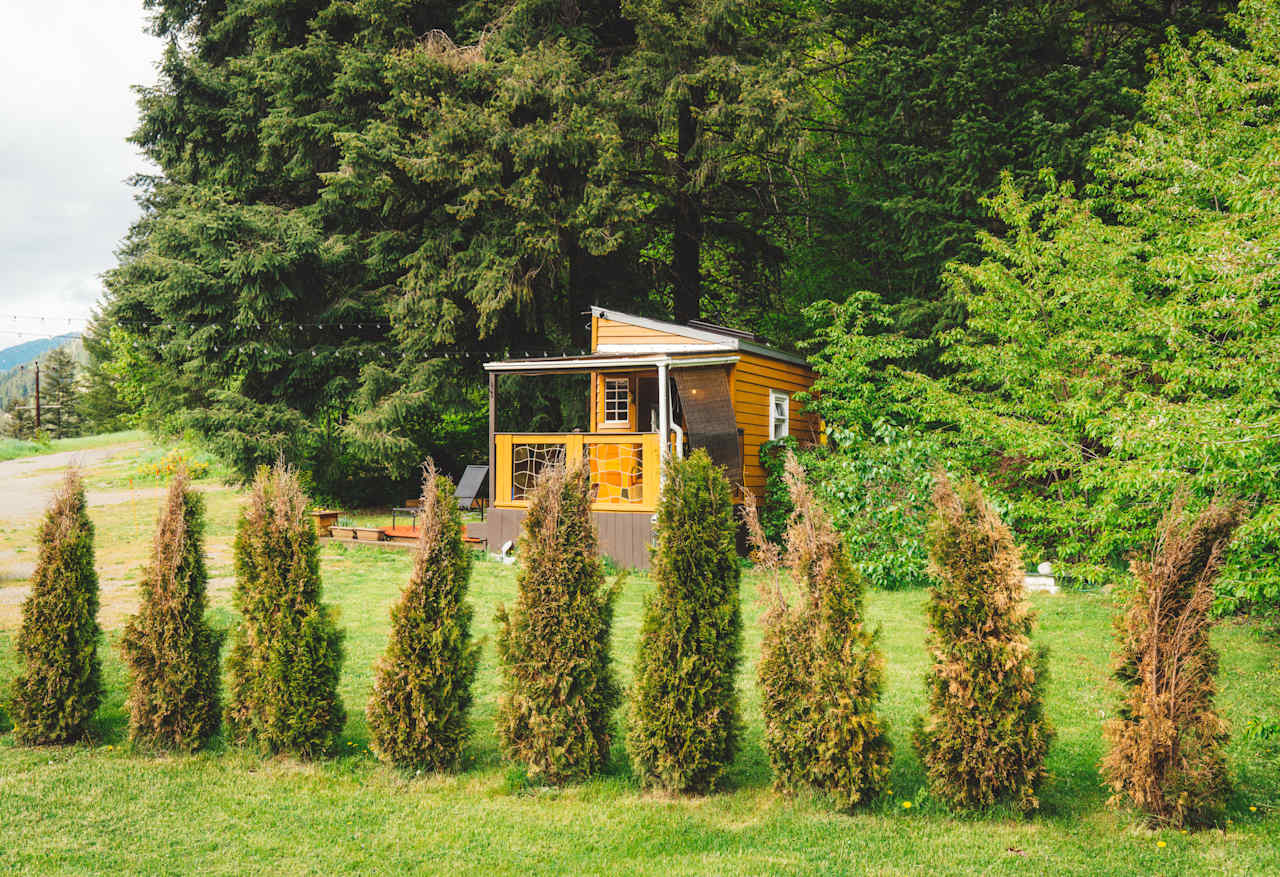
left=603, top=377, right=630, bottom=425
left=769, top=390, right=790, bottom=440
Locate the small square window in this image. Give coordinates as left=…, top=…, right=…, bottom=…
left=604, top=377, right=630, bottom=424
left=769, top=390, right=790, bottom=440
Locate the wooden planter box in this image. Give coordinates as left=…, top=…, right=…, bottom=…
left=310, top=510, right=341, bottom=537
left=328, top=525, right=357, bottom=540
left=353, top=526, right=386, bottom=542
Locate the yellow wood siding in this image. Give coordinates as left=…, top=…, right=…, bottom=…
left=732, top=353, right=818, bottom=495
left=594, top=318, right=718, bottom=350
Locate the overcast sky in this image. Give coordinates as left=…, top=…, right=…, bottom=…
left=0, top=0, right=162, bottom=348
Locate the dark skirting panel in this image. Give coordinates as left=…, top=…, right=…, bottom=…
left=488, top=507, right=655, bottom=570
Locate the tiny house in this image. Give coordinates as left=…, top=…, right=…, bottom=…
left=482, top=306, right=819, bottom=568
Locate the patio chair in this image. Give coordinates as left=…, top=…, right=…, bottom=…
left=455, top=464, right=489, bottom=519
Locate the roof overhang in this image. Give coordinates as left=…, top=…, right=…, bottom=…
left=590, top=306, right=810, bottom=367
left=484, top=352, right=740, bottom=375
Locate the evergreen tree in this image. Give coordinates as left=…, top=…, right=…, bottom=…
left=914, top=473, right=1052, bottom=812
left=101, top=1, right=479, bottom=502
left=40, top=347, right=81, bottom=439
left=10, top=469, right=102, bottom=744
left=4, top=396, right=32, bottom=439
left=120, top=470, right=223, bottom=751
left=495, top=457, right=621, bottom=784
left=1102, top=496, right=1244, bottom=828
left=367, top=466, right=479, bottom=770
left=756, top=452, right=891, bottom=810
left=77, top=312, right=130, bottom=434
left=628, top=450, right=742, bottom=794
left=224, top=463, right=345, bottom=758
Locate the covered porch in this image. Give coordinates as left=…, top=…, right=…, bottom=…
left=483, top=352, right=742, bottom=568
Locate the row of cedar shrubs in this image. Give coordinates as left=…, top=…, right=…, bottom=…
left=5, top=455, right=1246, bottom=830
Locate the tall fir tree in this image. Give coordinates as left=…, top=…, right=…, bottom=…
left=367, top=466, right=480, bottom=770
left=224, top=463, right=345, bottom=758
left=756, top=452, right=891, bottom=810
left=1102, top=496, right=1245, bottom=828
left=914, top=473, right=1052, bottom=812
left=121, top=470, right=224, bottom=751
left=40, top=347, right=81, bottom=439
left=11, top=469, right=102, bottom=744
left=495, top=457, right=621, bottom=784
left=628, top=450, right=742, bottom=794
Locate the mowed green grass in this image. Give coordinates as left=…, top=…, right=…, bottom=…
left=0, top=473, right=1277, bottom=874
left=0, top=429, right=147, bottom=462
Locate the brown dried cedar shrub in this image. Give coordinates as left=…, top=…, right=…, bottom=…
left=11, top=469, right=103, bottom=744
left=753, top=452, right=891, bottom=811
left=223, top=463, right=345, bottom=758
left=120, top=470, right=224, bottom=751
left=495, top=457, right=621, bottom=784
left=1102, top=496, right=1245, bottom=828
left=367, top=467, right=479, bottom=770
left=914, top=473, right=1052, bottom=812
left=628, top=450, right=742, bottom=794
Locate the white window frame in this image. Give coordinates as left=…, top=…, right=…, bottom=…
left=769, top=389, right=790, bottom=440
left=603, top=377, right=630, bottom=425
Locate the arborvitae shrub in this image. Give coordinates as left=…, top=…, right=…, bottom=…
left=367, top=467, right=479, bottom=770
left=628, top=450, right=742, bottom=794
left=914, top=473, right=1052, bottom=812
left=495, top=457, right=621, bottom=784
left=121, top=470, right=224, bottom=751
left=755, top=452, right=892, bottom=810
left=224, top=463, right=345, bottom=758
left=1102, top=496, right=1245, bottom=828
left=11, top=469, right=102, bottom=744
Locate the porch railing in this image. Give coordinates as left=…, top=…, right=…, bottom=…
left=493, top=432, right=661, bottom=512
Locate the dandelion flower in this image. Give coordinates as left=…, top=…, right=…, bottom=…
left=902, top=801, right=912, bottom=810
left=1157, top=841, right=1166, bottom=849
left=1249, top=806, right=1257, bottom=812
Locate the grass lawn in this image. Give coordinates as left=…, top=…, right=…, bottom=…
left=0, top=429, right=148, bottom=462
left=0, top=445, right=1277, bottom=874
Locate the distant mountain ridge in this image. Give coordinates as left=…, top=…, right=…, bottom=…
left=0, top=334, right=86, bottom=407
left=0, top=333, right=80, bottom=373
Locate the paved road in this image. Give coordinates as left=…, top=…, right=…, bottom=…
left=0, top=442, right=162, bottom=522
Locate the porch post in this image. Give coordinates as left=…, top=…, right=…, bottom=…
left=488, top=371, right=496, bottom=508
left=657, top=361, right=669, bottom=486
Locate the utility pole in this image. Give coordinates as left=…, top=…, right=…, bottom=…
left=34, top=360, right=40, bottom=432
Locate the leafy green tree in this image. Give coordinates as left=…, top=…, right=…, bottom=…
left=628, top=450, right=742, bottom=794
left=224, top=463, right=345, bottom=758
left=1103, top=496, right=1244, bottom=828
left=915, top=473, right=1051, bottom=812
left=367, top=467, right=479, bottom=770
left=495, top=457, right=621, bottom=784
left=756, top=452, right=891, bottom=810
left=810, top=1, right=1280, bottom=617
left=121, top=470, right=223, bottom=751
left=812, top=0, right=1234, bottom=346
left=10, top=470, right=102, bottom=744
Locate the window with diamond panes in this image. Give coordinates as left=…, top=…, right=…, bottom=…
left=511, top=443, right=566, bottom=500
